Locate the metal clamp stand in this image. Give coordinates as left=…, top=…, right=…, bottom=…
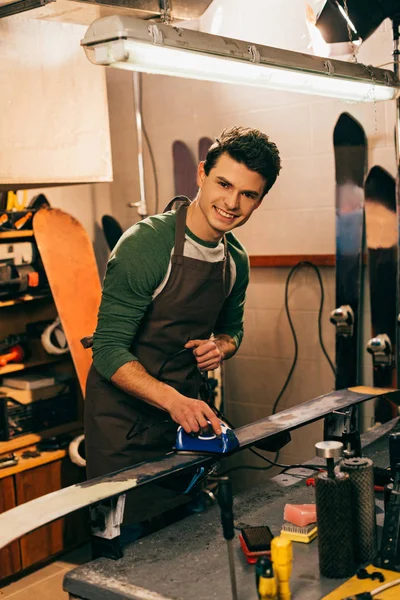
left=324, top=408, right=361, bottom=458
left=367, top=333, right=394, bottom=370
left=90, top=494, right=126, bottom=560
left=330, top=304, right=354, bottom=337
left=327, top=305, right=358, bottom=440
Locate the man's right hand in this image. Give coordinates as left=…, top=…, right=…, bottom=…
left=165, top=396, right=222, bottom=436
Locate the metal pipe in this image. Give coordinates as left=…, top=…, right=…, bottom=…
left=128, top=71, right=148, bottom=219
left=227, top=540, right=238, bottom=600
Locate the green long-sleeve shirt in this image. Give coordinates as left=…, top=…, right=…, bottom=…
left=93, top=210, right=250, bottom=380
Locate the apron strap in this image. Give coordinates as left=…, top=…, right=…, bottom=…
left=222, top=236, right=231, bottom=298
left=170, top=197, right=231, bottom=297
left=163, top=195, right=191, bottom=214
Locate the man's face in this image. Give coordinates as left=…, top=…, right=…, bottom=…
left=195, top=153, right=266, bottom=240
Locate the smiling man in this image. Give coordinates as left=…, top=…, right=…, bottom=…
left=85, top=127, right=281, bottom=515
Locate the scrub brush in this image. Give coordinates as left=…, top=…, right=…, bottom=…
left=280, top=521, right=317, bottom=543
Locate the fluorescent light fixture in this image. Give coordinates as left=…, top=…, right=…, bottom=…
left=81, top=15, right=400, bottom=102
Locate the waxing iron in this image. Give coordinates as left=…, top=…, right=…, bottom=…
left=175, top=420, right=240, bottom=455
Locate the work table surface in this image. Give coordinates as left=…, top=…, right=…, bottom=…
left=64, top=421, right=395, bottom=600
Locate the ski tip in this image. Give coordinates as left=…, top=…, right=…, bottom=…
left=349, top=385, right=399, bottom=397
left=333, top=112, right=366, bottom=147
left=198, top=137, right=214, bottom=161
left=365, top=166, right=395, bottom=209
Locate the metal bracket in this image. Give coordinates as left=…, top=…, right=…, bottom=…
left=330, top=304, right=354, bottom=337
left=367, top=333, right=393, bottom=369
left=323, top=60, right=335, bottom=75
left=159, top=0, right=172, bottom=24
left=148, top=24, right=164, bottom=45
left=90, top=494, right=126, bottom=540
left=247, top=45, right=261, bottom=64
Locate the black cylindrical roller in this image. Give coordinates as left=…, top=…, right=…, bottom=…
left=316, top=470, right=355, bottom=578
left=341, top=456, right=377, bottom=563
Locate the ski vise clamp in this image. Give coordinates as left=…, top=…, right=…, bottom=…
left=90, top=494, right=126, bottom=560
left=367, top=333, right=393, bottom=369
left=330, top=305, right=354, bottom=336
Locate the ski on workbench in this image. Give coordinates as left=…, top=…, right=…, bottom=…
left=0, top=386, right=399, bottom=549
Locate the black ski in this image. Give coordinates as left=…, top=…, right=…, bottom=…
left=326, top=113, right=367, bottom=438
left=365, top=166, right=398, bottom=422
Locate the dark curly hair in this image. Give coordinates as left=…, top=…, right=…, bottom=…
left=203, top=126, right=281, bottom=197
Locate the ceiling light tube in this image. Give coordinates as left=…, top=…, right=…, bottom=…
left=81, top=15, right=400, bottom=103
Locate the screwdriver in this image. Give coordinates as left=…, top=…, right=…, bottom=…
left=271, top=535, right=292, bottom=600
left=217, top=477, right=238, bottom=600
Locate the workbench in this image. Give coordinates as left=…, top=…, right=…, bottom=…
left=64, top=421, right=397, bottom=600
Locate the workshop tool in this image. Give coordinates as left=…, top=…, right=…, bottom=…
left=326, top=407, right=362, bottom=458
left=90, top=496, right=126, bottom=560
left=6, top=190, right=27, bottom=211
left=283, top=503, right=316, bottom=527
left=356, top=568, right=384, bottom=582
left=340, top=456, right=377, bottom=563
left=280, top=522, right=317, bottom=544
left=0, top=344, right=24, bottom=367
left=239, top=525, right=273, bottom=564
left=315, top=441, right=355, bottom=578
left=389, top=432, right=400, bottom=476
left=217, top=477, right=237, bottom=600
left=375, top=465, right=400, bottom=571
left=322, top=565, right=400, bottom=599
left=175, top=420, right=239, bottom=455
left=0, top=453, right=18, bottom=469
left=0, top=388, right=77, bottom=441
left=256, top=556, right=278, bottom=600
left=1, top=386, right=399, bottom=550
left=270, top=535, right=292, bottom=600
left=373, top=465, right=392, bottom=491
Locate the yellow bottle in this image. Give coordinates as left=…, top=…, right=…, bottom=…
left=271, top=535, right=292, bottom=600
left=257, top=556, right=278, bottom=600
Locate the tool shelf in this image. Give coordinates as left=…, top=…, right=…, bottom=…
left=0, top=353, right=68, bottom=376
left=0, top=293, right=51, bottom=308
left=0, top=230, right=33, bottom=239
left=0, top=232, right=86, bottom=581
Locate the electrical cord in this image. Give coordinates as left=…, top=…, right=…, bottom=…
left=220, top=261, right=336, bottom=476
left=272, top=260, right=335, bottom=417
left=141, top=261, right=336, bottom=477
left=221, top=448, right=323, bottom=476
left=139, top=73, right=160, bottom=214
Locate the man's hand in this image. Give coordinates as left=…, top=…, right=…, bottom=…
left=165, top=395, right=222, bottom=435
left=185, top=339, right=222, bottom=371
